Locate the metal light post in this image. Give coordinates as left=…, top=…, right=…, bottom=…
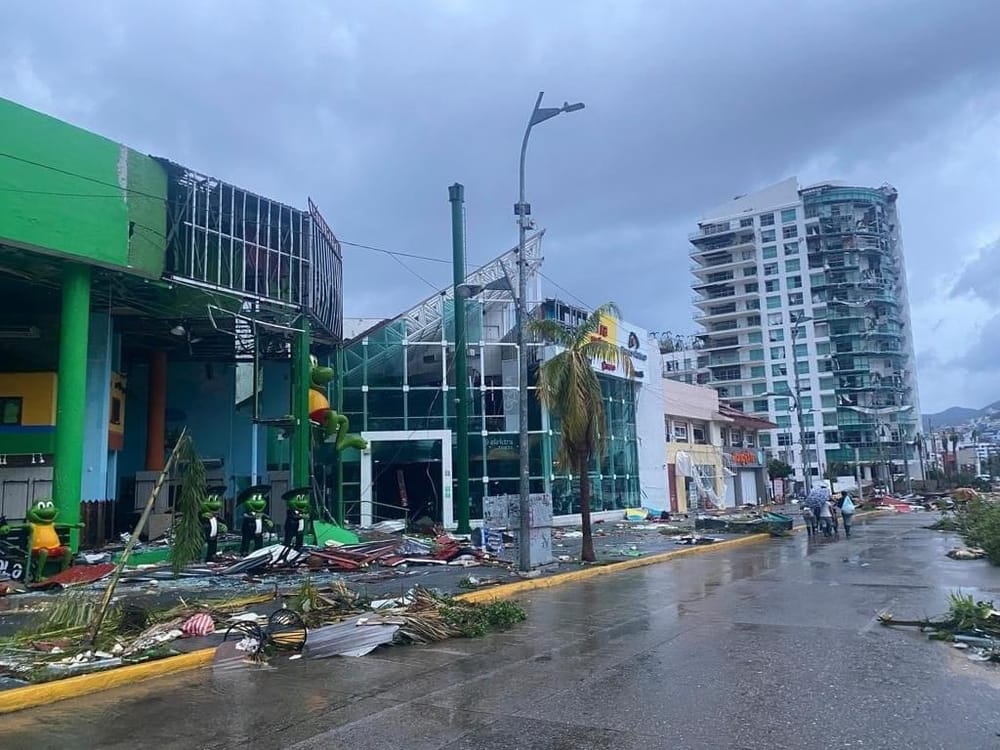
left=790, top=314, right=813, bottom=492
left=515, top=91, right=584, bottom=571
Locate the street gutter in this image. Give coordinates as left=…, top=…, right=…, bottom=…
left=0, top=509, right=891, bottom=714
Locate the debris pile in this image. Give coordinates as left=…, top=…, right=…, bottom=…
left=879, top=591, right=1000, bottom=662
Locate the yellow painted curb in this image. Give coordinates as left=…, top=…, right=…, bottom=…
left=0, top=647, right=215, bottom=715
left=456, top=531, right=770, bottom=603
left=0, top=509, right=894, bottom=713
left=457, top=509, right=896, bottom=603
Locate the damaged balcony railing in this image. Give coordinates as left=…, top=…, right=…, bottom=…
left=161, top=160, right=343, bottom=338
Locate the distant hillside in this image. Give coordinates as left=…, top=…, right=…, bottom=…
left=922, top=400, right=1000, bottom=430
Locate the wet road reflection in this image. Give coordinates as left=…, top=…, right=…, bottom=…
left=4, top=514, right=1000, bottom=750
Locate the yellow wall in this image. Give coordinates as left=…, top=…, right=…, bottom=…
left=0, top=372, right=57, bottom=425
left=666, top=442, right=724, bottom=513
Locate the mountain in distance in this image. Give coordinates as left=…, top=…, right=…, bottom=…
left=922, top=400, right=1000, bottom=431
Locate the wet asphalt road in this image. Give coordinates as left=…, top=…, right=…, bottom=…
left=6, top=513, right=1000, bottom=750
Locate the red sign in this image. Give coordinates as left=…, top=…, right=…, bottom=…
left=732, top=450, right=758, bottom=466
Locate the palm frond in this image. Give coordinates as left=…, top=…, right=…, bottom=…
left=529, top=319, right=576, bottom=349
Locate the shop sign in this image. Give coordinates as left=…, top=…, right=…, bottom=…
left=730, top=449, right=763, bottom=467
left=589, top=315, right=649, bottom=381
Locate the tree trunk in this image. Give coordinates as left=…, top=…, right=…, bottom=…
left=578, top=452, right=596, bottom=562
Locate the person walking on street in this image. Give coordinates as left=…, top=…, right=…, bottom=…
left=838, top=490, right=856, bottom=538
left=801, top=503, right=816, bottom=537
left=831, top=500, right=840, bottom=534
left=818, top=496, right=833, bottom=537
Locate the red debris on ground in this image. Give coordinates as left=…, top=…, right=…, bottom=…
left=28, top=563, right=116, bottom=590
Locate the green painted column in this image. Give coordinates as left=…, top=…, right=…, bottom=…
left=334, top=345, right=346, bottom=525
left=450, top=183, right=471, bottom=534
left=53, top=263, right=91, bottom=551
left=292, top=317, right=312, bottom=490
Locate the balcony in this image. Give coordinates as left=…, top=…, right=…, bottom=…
left=689, top=232, right=756, bottom=255
left=692, top=287, right=759, bottom=307
left=693, top=271, right=735, bottom=288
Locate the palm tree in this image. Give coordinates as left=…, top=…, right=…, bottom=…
left=531, top=303, right=634, bottom=562
left=914, top=432, right=926, bottom=481
left=949, top=432, right=960, bottom=476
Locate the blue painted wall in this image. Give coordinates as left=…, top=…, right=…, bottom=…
left=119, top=359, right=290, bottom=496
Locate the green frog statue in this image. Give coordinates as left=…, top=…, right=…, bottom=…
left=238, top=484, right=273, bottom=556
left=282, top=487, right=311, bottom=550
left=0, top=499, right=84, bottom=582
left=201, top=486, right=228, bottom=562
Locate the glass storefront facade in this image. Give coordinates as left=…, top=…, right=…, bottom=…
left=337, top=290, right=641, bottom=525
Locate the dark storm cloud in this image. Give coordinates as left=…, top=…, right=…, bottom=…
left=951, top=238, right=1000, bottom=302
left=3, top=0, right=1000, bottom=410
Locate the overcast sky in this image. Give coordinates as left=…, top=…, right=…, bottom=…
left=3, top=1, right=1000, bottom=413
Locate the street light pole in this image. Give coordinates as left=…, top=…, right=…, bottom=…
left=515, top=91, right=584, bottom=571
left=790, top=314, right=812, bottom=492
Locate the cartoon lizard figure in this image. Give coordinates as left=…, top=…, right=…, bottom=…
left=308, top=355, right=368, bottom=453
left=0, top=499, right=84, bottom=582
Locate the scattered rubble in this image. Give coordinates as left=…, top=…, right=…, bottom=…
left=879, top=591, right=1000, bottom=663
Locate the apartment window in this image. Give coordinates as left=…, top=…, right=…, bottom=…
left=746, top=432, right=756, bottom=448
left=761, top=229, right=776, bottom=243
left=777, top=432, right=792, bottom=446
left=810, top=273, right=825, bottom=288
left=758, top=433, right=772, bottom=448
left=819, top=377, right=834, bottom=391
left=762, top=245, right=777, bottom=259
left=782, top=225, right=798, bottom=239
left=753, top=399, right=769, bottom=413
left=774, top=397, right=790, bottom=412
left=788, top=292, right=804, bottom=306
left=796, top=360, right=810, bottom=375
left=784, top=242, right=799, bottom=257
left=766, top=295, right=781, bottom=309
left=730, top=429, right=744, bottom=447
left=764, top=263, right=779, bottom=276
left=800, top=395, right=813, bottom=410
left=0, top=397, right=22, bottom=426
left=772, top=363, right=787, bottom=376
left=748, top=348, right=764, bottom=362
left=692, top=425, right=707, bottom=444
left=760, top=213, right=775, bottom=227
left=785, top=258, right=801, bottom=272
left=745, top=282, right=759, bottom=293
left=748, top=331, right=762, bottom=344
left=824, top=430, right=839, bottom=444
left=672, top=421, right=689, bottom=442
left=767, top=312, right=783, bottom=326
left=776, top=415, right=792, bottom=429
left=741, top=250, right=755, bottom=260
left=739, top=217, right=754, bottom=228
left=821, top=394, right=836, bottom=409
left=770, top=346, right=786, bottom=359
left=746, top=314, right=761, bottom=326
left=803, top=414, right=815, bottom=428
left=816, top=341, right=831, bottom=356
left=752, top=382, right=767, bottom=395
left=781, top=208, right=797, bottom=223
left=749, top=366, right=765, bottom=379
left=786, top=275, right=802, bottom=289
left=794, top=343, right=808, bottom=358
left=773, top=380, right=790, bottom=394
left=746, top=298, right=761, bottom=310
left=769, top=329, right=784, bottom=342
left=743, top=266, right=758, bottom=277
left=765, top=279, right=780, bottom=293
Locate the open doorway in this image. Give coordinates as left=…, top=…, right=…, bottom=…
left=360, top=430, right=453, bottom=528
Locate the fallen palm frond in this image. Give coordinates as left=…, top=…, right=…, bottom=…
left=879, top=590, right=1000, bottom=659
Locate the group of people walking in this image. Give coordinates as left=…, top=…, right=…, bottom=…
left=800, top=486, right=856, bottom=539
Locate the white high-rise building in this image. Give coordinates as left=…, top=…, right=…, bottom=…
left=687, top=178, right=921, bottom=492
